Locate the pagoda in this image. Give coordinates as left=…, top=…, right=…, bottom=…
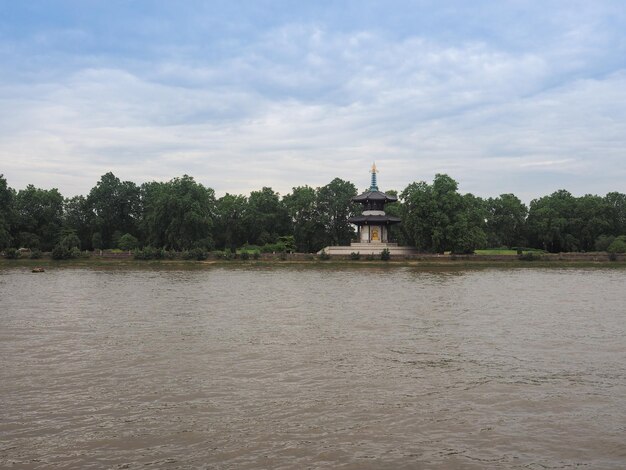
left=348, top=163, right=401, bottom=244
left=319, top=163, right=416, bottom=256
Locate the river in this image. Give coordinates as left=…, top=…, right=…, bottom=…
left=1, top=265, right=625, bottom=469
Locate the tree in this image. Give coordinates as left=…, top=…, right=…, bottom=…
left=63, top=195, right=94, bottom=250
left=401, top=174, right=487, bottom=253
left=283, top=185, right=326, bottom=252
left=87, top=172, right=140, bottom=249
left=213, top=193, right=248, bottom=251
left=316, top=178, right=357, bottom=246
left=0, top=175, right=15, bottom=249
left=13, top=185, right=64, bottom=251
left=526, top=190, right=579, bottom=252
left=118, top=233, right=139, bottom=251
left=485, top=194, right=528, bottom=248
left=141, top=175, right=215, bottom=250
left=605, top=192, right=626, bottom=236
left=245, top=187, right=290, bottom=245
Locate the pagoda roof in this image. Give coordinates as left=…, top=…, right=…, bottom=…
left=352, top=190, right=398, bottom=203
left=348, top=214, right=401, bottom=225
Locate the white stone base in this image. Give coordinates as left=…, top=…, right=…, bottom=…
left=318, top=242, right=418, bottom=256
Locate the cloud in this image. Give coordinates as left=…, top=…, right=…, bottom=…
left=0, top=4, right=625, bottom=202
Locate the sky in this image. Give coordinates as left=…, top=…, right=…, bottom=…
left=1, top=0, right=625, bottom=202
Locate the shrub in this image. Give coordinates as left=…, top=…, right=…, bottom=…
left=118, top=233, right=139, bottom=251
left=252, top=251, right=260, bottom=260
left=607, top=237, right=626, bottom=254
left=240, top=251, right=250, bottom=260
left=29, top=249, right=42, bottom=259
left=595, top=235, right=615, bottom=252
left=318, top=249, right=330, bottom=260
left=365, top=254, right=375, bottom=261
left=381, top=248, right=391, bottom=261
left=182, top=247, right=208, bottom=260
left=51, top=244, right=70, bottom=260
left=134, top=247, right=166, bottom=260
left=4, top=247, right=20, bottom=259
left=350, top=251, right=360, bottom=260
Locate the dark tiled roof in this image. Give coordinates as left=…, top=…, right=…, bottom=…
left=352, top=190, right=398, bottom=203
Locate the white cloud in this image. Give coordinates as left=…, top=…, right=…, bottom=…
left=1, top=21, right=625, bottom=202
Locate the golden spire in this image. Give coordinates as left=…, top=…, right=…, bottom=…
left=371, top=162, right=378, bottom=174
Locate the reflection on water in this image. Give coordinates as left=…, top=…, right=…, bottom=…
left=1, top=266, right=625, bottom=469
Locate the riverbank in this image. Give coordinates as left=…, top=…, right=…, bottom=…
left=2, top=251, right=625, bottom=270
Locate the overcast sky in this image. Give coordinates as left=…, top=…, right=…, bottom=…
left=1, top=1, right=625, bottom=201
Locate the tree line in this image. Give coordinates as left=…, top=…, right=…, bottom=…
left=1, top=172, right=625, bottom=255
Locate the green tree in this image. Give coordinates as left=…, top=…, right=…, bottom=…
left=245, top=187, right=290, bottom=246
left=283, top=185, right=326, bottom=252
left=141, top=175, right=215, bottom=250
left=485, top=194, right=528, bottom=247
left=0, top=175, right=15, bottom=249
left=605, top=192, right=626, bottom=236
left=213, top=193, right=248, bottom=251
left=401, top=174, right=486, bottom=253
left=118, top=233, right=139, bottom=251
left=63, top=195, right=94, bottom=249
left=316, top=178, right=357, bottom=246
left=87, top=172, right=140, bottom=249
left=13, top=185, right=64, bottom=251
left=526, top=190, right=578, bottom=252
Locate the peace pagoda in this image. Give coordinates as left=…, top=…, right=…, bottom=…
left=320, top=164, right=417, bottom=256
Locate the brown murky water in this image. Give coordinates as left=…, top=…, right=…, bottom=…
left=1, top=266, right=625, bottom=469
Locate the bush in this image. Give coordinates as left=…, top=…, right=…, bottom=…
left=381, top=248, right=391, bottom=261
left=134, top=247, right=166, bottom=260
left=518, top=252, right=541, bottom=261
left=595, top=235, right=616, bottom=252
left=214, top=250, right=234, bottom=260
left=182, top=247, right=208, bottom=260
left=318, top=249, right=330, bottom=260
left=240, top=251, right=250, bottom=260
left=365, top=254, right=375, bottom=261
left=118, top=233, right=139, bottom=251
left=350, top=252, right=360, bottom=260
left=4, top=247, right=20, bottom=259
left=252, top=251, right=260, bottom=260
left=51, top=244, right=70, bottom=260
left=607, top=236, right=626, bottom=254
left=29, top=249, right=42, bottom=259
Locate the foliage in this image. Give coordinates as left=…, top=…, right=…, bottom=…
left=316, top=178, right=358, bottom=246
left=318, top=249, right=330, bottom=260
left=239, top=251, right=250, bottom=260
left=141, top=175, right=215, bottom=251
left=350, top=251, right=360, bottom=260
left=380, top=248, right=391, bottom=260
left=133, top=246, right=166, bottom=260
left=182, top=247, right=208, bottom=260
left=4, top=247, right=20, bottom=259
left=401, top=174, right=486, bottom=253
left=92, top=232, right=103, bottom=250
left=485, top=194, right=528, bottom=248
left=607, top=236, right=626, bottom=254
left=87, top=173, right=140, bottom=249
left=13, top=185, right=64, bottom=251
left=595, top=235, right=615, bottom=252
left=118, top=233, right=139, bottom=251
left=1, top=172, right=625, bottom=258
left=29, top=249, right=43, bottom=259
